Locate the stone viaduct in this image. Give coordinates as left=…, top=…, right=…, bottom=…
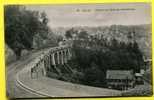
left=30, top=45, right=72, bottom=78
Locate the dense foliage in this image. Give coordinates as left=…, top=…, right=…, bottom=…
left=63, top=28, right=144, bottom=87
left=121, top=85, right=152, bottom=96
left=74, top=40, right=143, bottom=68
left=5, top=6, right=57, bottom=59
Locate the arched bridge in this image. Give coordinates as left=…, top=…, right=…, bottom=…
left=14, top=44, right=121, bottom=97
left=30, top=45, right=73, bottom=78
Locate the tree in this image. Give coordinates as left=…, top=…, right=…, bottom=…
left=4, top=5, right=50, bottom=59
left=110, top=38, right=119, bottom=50
left=132, top=41, right=144, bottom=71
left=41, top=11, right=48, bottom=25
left=65, top=28, right=78, bottom=39
left=77, top=30, right=88, bottom=39
left=57, top=35, right=63, bottom=42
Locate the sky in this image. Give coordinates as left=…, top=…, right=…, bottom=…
left=26, top=3, right=151, bottom=28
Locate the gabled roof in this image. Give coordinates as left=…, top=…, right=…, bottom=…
left=106, top=70, right=134, bottom=80
left=135, top=73, right=142, bottom=77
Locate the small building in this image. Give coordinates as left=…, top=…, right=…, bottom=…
left=106, top=70, right=135, bottom=90
left=135, top=73, right=144, bottom=85
left=140, top=69, right=145, bottom=75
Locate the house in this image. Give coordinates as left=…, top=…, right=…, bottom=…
left=106, top=70, right=135, bottom=90
left=135, top=73, right=144, bottom=84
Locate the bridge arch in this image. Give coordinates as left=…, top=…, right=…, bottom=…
left=30, top=46, right=72, bottom=78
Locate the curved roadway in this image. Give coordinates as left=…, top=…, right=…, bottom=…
left=6, top=47, right=121, bottom=98
left=6, top=49, right=47, bottom=98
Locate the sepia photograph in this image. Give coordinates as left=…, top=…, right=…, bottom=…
left=5, top=3, right=152, bottom=98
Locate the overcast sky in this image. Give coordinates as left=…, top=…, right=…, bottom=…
left=26, top=3, right=151, bottom=28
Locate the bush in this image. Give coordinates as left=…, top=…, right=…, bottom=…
left=121, top=85, right=152, bottom=96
